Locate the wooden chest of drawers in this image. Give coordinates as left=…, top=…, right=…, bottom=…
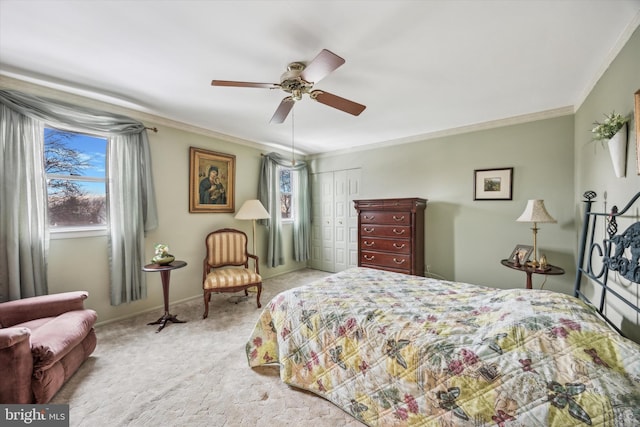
left=354, top=198, right=427, bottom=276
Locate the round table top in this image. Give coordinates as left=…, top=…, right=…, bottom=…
left=142, top=260, right=187, bottom=272
left=500, top=259, right=564, bottom=275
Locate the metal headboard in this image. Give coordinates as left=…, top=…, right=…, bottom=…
left=573, top=190, right=640, bottom=337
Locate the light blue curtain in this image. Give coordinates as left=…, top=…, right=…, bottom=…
left=258, top=152, right=310, bottom=267
left=107, top=132, right=157, bottom=304
left=0, top=89, right=158, bottom=304
left=0, top=104, right=49, bottom=301
left=292, top=162, right=311, bottom=261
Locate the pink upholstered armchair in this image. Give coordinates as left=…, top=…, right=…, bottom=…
left=0, top=291, right=97, bottom=404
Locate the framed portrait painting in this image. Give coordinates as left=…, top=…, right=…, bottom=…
left=189, top=147, right=235, bottom=213
left=473, top=167, right=513, bottom=200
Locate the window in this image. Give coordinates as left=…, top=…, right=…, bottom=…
left=280, top=168, right=293, bottom=221
left=44, top=128, right=108, bottom=233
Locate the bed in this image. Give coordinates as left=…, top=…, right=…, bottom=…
left=246, top=191, right=640, bottom=426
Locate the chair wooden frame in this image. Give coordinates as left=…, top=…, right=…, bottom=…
left=202, top=228, right=262, bottom=318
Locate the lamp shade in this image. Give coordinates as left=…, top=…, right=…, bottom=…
left=235, top=199, right=270, bottom=220
left=516, top=200, right=557, bottom=223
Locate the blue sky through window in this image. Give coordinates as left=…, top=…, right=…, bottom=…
left=44, top=128, right=106, bottom=195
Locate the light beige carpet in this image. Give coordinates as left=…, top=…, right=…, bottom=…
left=51, top=269, right=364, bottom=426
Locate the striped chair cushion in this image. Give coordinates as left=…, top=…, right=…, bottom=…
left=206, top=231, right=248, bottom=266
left=204, top=268, right=261, bottom=290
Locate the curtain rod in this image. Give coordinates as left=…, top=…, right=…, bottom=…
left=145, top=126, right=158, bottom=133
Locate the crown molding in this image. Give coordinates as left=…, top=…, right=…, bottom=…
left=2, top=74, right=573, bottom=161
left=308, top=106, right=574, bottom=160
left=0, top=74, right=297, bottom=155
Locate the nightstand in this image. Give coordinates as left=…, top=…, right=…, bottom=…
left=500, top=259, right=564, bottom=289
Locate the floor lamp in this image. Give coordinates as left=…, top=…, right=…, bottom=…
left=235, top=199, right=270, bottom=255
left=516, top=199, right=557, bottom=268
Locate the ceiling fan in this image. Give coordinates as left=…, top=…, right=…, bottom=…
left=211, top=49, right=366, bottom=123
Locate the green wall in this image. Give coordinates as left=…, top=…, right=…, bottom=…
left=574, top=24, right=640, bottom=342
left=575, top=25, right=640, bottom=203
left=310, top=115, right=576, bottom=293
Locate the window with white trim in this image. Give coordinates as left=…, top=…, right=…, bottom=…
left=44, top=127, right=108, bottom=232
left=280, top=168, right=293, bottom=221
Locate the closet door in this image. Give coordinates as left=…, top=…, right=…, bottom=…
left=310, top=169, right=361, bottom=272
left=346, top=169, right=361, bottom=268
left=333, top=170, right=348, bottom=271
left=311, top=171, right=334, bottom=271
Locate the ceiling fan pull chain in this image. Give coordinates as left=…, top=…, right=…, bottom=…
left=291, top=109, right=296, bottom=166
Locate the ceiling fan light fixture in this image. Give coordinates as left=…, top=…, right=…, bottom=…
left=210, top=49, right=366, bottom=124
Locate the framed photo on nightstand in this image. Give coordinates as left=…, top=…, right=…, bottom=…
left=509, top=244, right=533, bottom=264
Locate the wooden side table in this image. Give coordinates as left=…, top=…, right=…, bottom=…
left=500, top=259, right=564, bottom=289
left=142, top=260, right=187, bottom=332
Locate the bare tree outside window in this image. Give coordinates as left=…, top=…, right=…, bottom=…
left=44, top=128, right=107, bottom=229
left=280, top=168, right=292, bottom=220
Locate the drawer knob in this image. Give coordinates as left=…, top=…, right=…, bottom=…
left=392, top=229, right=405, bottom=235
left=364, top=227, right=375, bottom=233
left=364, top=255, right=375, bottom=261
left=363, top=241, right=375, bottom=247
left=392, top=215, right=405, bottom=221
left=393, top=258, right=406, bottom=265
left=393, top=243, right=406, bottom=249
left=364, top=215, right=375, bottom=220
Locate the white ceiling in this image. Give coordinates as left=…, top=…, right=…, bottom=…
left=1, top=0, right=639, bottom=155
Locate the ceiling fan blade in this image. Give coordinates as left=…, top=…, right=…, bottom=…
left=300, top=49, right=345, bottom=83
left=310, top=90, right=366, bottom=116
left=211, top=80, right=279, bottom=89
left=270, top=97, right=296, bottom=123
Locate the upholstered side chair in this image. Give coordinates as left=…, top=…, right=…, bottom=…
left=202, top=228, right=262, bottom=319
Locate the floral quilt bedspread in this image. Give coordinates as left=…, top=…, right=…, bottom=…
left=246, top=268, right=640, bottom=426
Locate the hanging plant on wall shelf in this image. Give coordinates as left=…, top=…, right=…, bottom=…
left=592, top=111, right=629, bottom=178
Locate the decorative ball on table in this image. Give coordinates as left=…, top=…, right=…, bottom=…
left=151, top=243, right=175, bottom=265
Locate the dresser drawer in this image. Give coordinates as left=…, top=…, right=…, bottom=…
left=360, top=251, right=411, bottom=270
left=361, top=224, right=411, bottom=238
left=360, top=237, right=410, bottom=254
left=355, top=199, right=423, bottom=210
left=360, top=211, right=410, bottom=225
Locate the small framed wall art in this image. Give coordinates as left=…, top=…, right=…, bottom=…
left=473, top=167, right=513, bottom=200
left=189, top=147, right=235, bottom=213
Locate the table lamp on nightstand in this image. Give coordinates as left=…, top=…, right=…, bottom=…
left=516, top=199, right=557, bottom=268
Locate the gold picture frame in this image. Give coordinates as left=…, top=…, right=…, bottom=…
left=189, top=147, right=235, bottom=213
left=635, top=89, right=640, bottom=175
left=473, top=167, right=513, bottom=200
